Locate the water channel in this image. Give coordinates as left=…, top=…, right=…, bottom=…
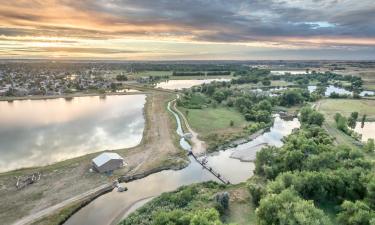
left=65, top=99, right=300, bottom=225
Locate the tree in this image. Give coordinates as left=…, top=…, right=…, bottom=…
left=365, top=177, right=375, bottom=208
left=351, top=112, right=359, bottom=120
left=334, top=113, right=342, bottom=123
left=361, top=114, right=367, bottom=128
left=257, top=189, right=331, bottom=225
left=348, top=112, right=359, bottom=129
left=300, top=107, right=324, bottom=126
left=308, top=111, right=325, bottom=126
left=363, top=139, right=374, bottom=153
left=279, top=90, right=304, bottom=106
left=348, top=117, right=357, bottom=129
left=213, top=91, right=225, bottom=103
left=337, top=116, right=348, bottom=132
left=337, top=200, right=374, bottom=225
left=261, top=78, right=271, bottom=86
left=229, top=120, right=234, bottom=127
left=116, top=74, right=128, bottom=81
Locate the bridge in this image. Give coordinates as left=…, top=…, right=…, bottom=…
left=188, top=151, right=231, bottom=185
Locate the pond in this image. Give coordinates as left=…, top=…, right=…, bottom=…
left=230, top=115, right=300, bottom=161
left=308, top=85, right=352, bottom=96
left=308, top=85, right=374, bottom=97
left=65, top=111, right=300, bottom=225
left=0, top=95, right=146, bottom=172
left=359, top=90, right=375, bottom=97
left=271, top=70, right=308, bottom=75
left=155, top=78, right=230, bottom=90
left=354, top=122, right=375, bottom=141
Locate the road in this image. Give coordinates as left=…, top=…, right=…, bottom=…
left=12, top=184, right=114, bottom=225
left=171, top=96, right=207, bottom=155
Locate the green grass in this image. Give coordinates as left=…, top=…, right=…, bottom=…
left=179, top=106, right=249, bottom=151
left=317, top=99, right=375, bottom=149
left=182, top=107, right=248, bottom=134
left=270, top=80, right=293, bottom=86
left=318, top=99, right=375, bottom=121
left=364, top=83, right=375, bottom=91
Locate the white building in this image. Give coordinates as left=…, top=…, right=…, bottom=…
left=92, top=152, right=124, bottom=173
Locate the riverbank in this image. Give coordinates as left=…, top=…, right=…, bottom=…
left=0, top=91, right=188, bottom=225
left=0, top=90, right=147, bottom=102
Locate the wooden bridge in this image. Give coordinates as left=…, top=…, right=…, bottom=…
left=188, top=151, right=231, bottom=185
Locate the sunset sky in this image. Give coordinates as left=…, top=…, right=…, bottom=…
left=0, top=0, right=374, bottom=60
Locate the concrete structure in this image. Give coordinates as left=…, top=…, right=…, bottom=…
left=92, top=152, right=124, bottom=173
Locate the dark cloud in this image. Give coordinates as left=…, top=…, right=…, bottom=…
left=74, top=0, right=375, bottom=41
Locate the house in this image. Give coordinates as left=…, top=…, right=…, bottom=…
left=92, top=152, right=124, bottom=173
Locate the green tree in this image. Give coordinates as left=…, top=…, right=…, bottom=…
left=337, top=200, right=374, bottom=225
left=361, top=114, right=367, bottom=128
left=308, top=111, right=325, bottom=126
left=257, top=189, right=331, bottom=225
left=363, top=139, right=374, bottom=153
left=337, top=116, right=348, bottom=132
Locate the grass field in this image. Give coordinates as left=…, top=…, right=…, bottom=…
left=222, top=185, right=256, bottom=225
left=318, top=99, right=375, bottom=121
left=179, top=106, right=249, bottom=150
left=181, top=107, right=247, bottom=133
left=317, top=99, right=375, bottom=149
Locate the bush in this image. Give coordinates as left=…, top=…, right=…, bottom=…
left=337, top=200, right=374, bottom=225
left=257, top=189, right=331, bottom=225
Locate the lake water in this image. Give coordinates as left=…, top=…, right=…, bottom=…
left=271, top=70, right=308, bottom=75
left=0, top=95, right=146, bottom=172
left=65, top=112, right=299, bottom=225
left=230, top=115, right=300, bottom=161
left=308, top=85, right=352, bottom=96
left=360, top=90, right=375, bottom=97
left=156, top=79, right=230, bottom=90
left=308, top=85, right=374, bottom=97
left=354, top=122, right=375, bottom=141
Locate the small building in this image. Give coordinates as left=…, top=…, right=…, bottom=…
left=92, top=152, right=124, bottom=173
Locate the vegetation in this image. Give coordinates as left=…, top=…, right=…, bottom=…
left=120, top=182, right=234, bottom=225
left=252, top=108, right=374, bottom=224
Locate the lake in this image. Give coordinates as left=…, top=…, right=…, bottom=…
left=0, top=95, right=146, bottom=172
left=308, top=85, right=374, bottom=97
left=156, top=79, right=230, bottom=90
left=271, top=70, right=308, bottom=75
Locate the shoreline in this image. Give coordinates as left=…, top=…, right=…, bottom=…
left=0, top=91, right=147, bottom=102
left=1, top=91, right=188, bottom=225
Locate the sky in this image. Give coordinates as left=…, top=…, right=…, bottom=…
left=0, top=0, right=374, bottom=60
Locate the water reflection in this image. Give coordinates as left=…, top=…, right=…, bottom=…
left=271, top=70, right=307, bottom=75
left=65, top=158, right=218, bottom=225
left=354, top=122, right=375, bottom=141
left=64, top=114, right=299, bottom=225
left=308, top=85, right=374, bottom=97
left=0, top=95, right=146, bottom=172
left=230, top=115, right=300, bottom=161
left=156, top=79, right=230, bottom=90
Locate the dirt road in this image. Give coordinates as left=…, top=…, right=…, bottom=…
left=171, top=96, right=207, bottom=155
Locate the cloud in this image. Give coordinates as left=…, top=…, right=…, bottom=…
left=0, top=0, right=374, bottom=59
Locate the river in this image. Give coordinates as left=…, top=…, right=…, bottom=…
left=64, top=103, right=300, bottom=225
left=0, top=95, right=146, bottom=172
left=156, top=78, right=230, bottom=90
